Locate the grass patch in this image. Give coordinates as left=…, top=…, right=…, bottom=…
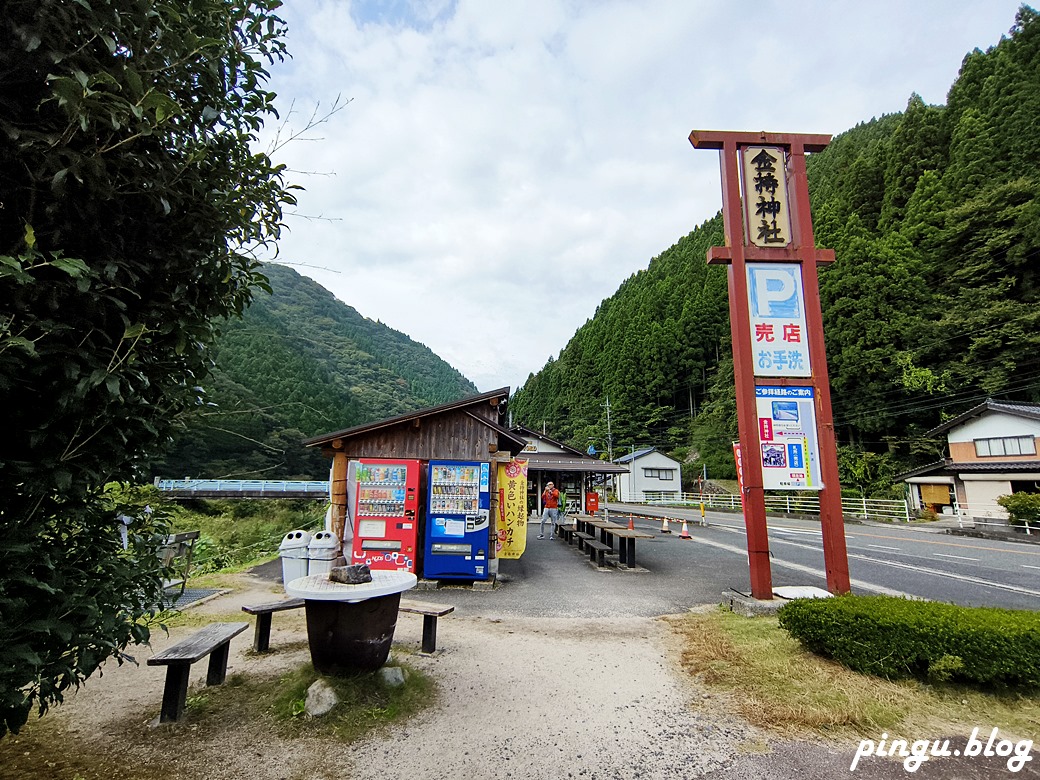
left=168, top=498, right=325, bottom=574
left=269, top=661, right=436, bottom=741
left=0, top=658, right=437, bottom=780
left=667, top=607, right=1040, bottom=740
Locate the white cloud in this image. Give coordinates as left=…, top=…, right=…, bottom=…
left=261, top=0, right=1023, bottom=393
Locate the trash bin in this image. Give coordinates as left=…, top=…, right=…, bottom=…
left=308, top=530, right=341, bottom=576
left=279, top=530, right=312, bottom=588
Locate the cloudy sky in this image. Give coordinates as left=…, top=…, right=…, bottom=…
left=260, top=0, right=1024, bottom=393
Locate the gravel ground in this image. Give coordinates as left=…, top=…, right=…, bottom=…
left=2, top=525, right=1035, bottom=780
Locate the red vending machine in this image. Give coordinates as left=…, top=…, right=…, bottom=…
left=346, top=458, right=421, bottom=572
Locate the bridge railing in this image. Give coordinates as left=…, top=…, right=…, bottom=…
left=639, top=491, right=911, bottom=523
left=154, top=478, right=330, bottom=496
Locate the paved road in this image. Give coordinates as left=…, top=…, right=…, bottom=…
left=599, top=502, right=1040, bottom=611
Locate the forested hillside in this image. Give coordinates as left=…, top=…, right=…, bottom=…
left=511, top=6, right=1040, bottom=495
left=155, top=264, right=477, bottom=479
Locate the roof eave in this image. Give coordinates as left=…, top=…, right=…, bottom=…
left=303, top=387, right=511, bottom=448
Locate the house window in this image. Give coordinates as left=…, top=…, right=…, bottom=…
left=973, top=436, right=1036, bottom=457
left=643, top=468, right=675, bottom=480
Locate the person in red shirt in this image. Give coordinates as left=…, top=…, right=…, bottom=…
left=539, top=481, right=559, bottom=540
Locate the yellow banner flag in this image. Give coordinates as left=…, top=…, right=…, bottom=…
left=496, top=459, right=528, bottom=559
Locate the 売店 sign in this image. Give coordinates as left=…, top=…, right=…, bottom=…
left=747, top=263, right=811, bottom=377
left=755, top=386, right=822, bottom=491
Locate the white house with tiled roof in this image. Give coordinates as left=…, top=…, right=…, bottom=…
left=614, top=447, right=681, bottom=502
left=900, top=399, right=1040, bottom=520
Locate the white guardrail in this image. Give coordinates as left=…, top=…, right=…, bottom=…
left=639, top=491, right=912, bottom=522
left=950, top=502, right=1036, bottom=535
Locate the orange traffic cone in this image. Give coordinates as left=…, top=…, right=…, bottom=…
left=628, top=515, right=635, bottom=531
left=678, top=519, right=692, bottom=539
left=660, top=516, right=671, bottom=534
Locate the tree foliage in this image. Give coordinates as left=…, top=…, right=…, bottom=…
left=155, top=263, right=480, bottom=479
left=0, top=0, right=294, bottom=735
left=512, top=6, right=1040, bottom=489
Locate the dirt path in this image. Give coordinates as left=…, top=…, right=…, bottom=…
left=2, top=569, right=1033, bottom=780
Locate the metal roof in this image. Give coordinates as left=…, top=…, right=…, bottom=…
left=519, top=452, right=629, bottom=474
left=897, top=458, right=1040, bottom=480
left=614, top=447, right=657, bottom=464
left=926, top=399, right=1040, bottom=437
left=302, top=387, right=524, bottom=450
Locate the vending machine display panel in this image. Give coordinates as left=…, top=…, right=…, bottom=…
left=348, top=458, right=421, bottom=572
left=423, top=460, right=490, bottom=580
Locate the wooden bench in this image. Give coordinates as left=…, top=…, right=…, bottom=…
left=148, top=621, right=249, bottom=722
left=399, top=599, right=455, bottom=654
left=242, top=597, right=455, bottom=655
left=583, top=539, right=612, bottom=567
left=554, top=522, right=574, bottom=543
left=573, top=531, right=594, bottom=552
left=242, top=597, right=305, bottom=652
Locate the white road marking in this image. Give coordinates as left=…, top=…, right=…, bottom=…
left=715, top=525, right=1040, bottom=599
left=678, top=534, right=911, bottom=597
left=867, top=545, right=901, bottom=551
left=934, top=553, right=979, bottom=562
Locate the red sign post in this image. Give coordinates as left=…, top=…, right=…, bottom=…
left=690, top=130, right=851, bottom=599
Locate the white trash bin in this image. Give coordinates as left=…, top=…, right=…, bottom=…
left=279, top=530, right=312, bottom=590
left=307, top=530, right=341, bottom=576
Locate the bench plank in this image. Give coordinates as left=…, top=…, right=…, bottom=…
left=148, top=622, right=248, bottom=722
left=242, top=599, right=306, bottom=653
left=398, top=599, right=455, bottom=654
left=399, top=599, right=454, bottom=617
left=584, top=539, right=612, bottom=567
left=242, top=598, right=306, bottom=615
left=149, top=622, right=249, bottom=665
left=572, top=532, right=594, bottom=552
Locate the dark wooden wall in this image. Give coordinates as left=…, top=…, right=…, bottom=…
left=323, top=408, right=501, bottom=462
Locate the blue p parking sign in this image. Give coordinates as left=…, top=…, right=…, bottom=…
left=746, top=263, right=811, bottom=377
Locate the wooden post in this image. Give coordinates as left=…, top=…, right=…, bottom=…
left=330, top=450, right=349, bottom=544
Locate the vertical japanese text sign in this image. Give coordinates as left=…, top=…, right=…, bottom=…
left=742, top=146, right=792, bottom=248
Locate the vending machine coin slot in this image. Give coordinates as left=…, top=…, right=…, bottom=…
left=431, top=542, right=471, bottom=555
left=362, top=539, right=402, bottom=551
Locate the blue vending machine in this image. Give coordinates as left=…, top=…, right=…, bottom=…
left=423, top=460, right=491, bottom=580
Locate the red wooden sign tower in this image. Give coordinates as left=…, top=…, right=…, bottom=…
left=689, top=130, right=851, bottom=599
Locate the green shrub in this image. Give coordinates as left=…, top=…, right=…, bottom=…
left=777, top=595, right=1040, bottom=687
left=996, top=493, right=1040, bottom=526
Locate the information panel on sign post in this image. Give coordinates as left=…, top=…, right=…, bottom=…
left=755, top=386, right=822, bottom=490
left=747, top=263, right=811, bottom=378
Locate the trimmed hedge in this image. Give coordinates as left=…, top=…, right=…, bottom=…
left=777, top=595, right=1040, bottom=687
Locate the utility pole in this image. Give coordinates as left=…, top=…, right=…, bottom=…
left=604, top=396, right=613, bottom=462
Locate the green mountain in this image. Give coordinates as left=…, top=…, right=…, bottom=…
left=155, top=263, right=478, bottom=479
left=510, top=6, right=1040, bottom=495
